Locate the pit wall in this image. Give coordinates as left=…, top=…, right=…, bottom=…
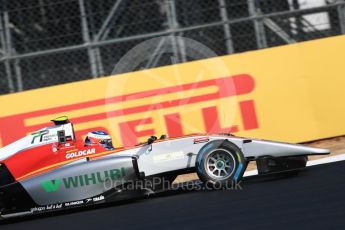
left=0, top=35, right=344, bottom=147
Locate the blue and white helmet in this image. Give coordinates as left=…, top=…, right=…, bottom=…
left=85, top=131, right=114, bottom=150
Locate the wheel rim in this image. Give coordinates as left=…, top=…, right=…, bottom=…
left=205, top=149, right=236, bottom=180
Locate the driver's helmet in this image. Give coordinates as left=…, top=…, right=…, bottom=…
left=85, top=131, right=114, bottom=150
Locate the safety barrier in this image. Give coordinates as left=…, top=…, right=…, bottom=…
left=0, top=35, right=345, bottom=147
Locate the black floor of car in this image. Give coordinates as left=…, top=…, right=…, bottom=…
left=2, top=160, right=345, bottom=230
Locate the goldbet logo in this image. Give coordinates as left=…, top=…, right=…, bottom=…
left=0, top=74, right=258, bottom=147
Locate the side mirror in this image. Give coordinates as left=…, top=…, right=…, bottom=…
left=147, top=136, right=157, bottom=145
left=57, top=130, right=66, bottom=144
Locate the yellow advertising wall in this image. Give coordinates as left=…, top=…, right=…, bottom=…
left=0, top=35, right=345, bottom=147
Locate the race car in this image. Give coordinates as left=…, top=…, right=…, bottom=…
left=0, top=116, right=330, bottom=219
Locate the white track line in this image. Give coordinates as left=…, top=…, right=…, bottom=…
left=306, top=154, right=345, bottom=166
left=244, top=154, right=345, bottom=177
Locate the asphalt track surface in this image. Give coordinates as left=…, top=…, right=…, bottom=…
left=1, top=161, right=345, bottom=230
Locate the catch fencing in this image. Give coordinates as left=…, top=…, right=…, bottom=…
left=0, top=0, right=344, bottom=95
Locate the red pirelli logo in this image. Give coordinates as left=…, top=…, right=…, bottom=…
left=0, top=74, right=259, bottom=146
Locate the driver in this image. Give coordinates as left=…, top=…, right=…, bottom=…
left=85, top=131, right=114, bottom=150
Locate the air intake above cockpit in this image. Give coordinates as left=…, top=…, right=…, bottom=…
left=51, top=116, right=70, bottom=125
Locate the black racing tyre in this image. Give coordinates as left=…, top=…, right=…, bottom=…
left=196, top=140, right=246, bottom=188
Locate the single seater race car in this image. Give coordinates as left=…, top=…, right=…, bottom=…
left=0, top=116, right=330, bottom=219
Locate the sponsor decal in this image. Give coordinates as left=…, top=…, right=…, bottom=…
left=31, top=130, right=49, bottom=144
left=30, top=206, right=46, bottom=212
left=65, top=200, right=84, bottom=207
left=41, top=168, right=126, bottom=192
left=42, top=134, right=58, bottom=142
left=30, top=203, right=63, bottom=213
left=153, top=151, right=185, bottom=163
left=65, top=148, right=96, bottom=159
left=193, top=137, right=209, bottom=144
left=41, top=179, right=61, bottom=192
left=31, top=130, right=58, bottom=144
left=30, top=195, right=105, bottom=213
left=93, top=195, right=105, bottom=202
left=46, top=203, right=63, bottom=210
left=85, top=195, right=105, bottom=204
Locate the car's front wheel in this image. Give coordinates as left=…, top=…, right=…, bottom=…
left=196, top=140, right=246, bottom=188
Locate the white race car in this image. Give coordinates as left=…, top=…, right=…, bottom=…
left=0, top=116, right=330, bottom=219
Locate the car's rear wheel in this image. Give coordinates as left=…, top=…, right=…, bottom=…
left=196, top=140, right=246, bottom=188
